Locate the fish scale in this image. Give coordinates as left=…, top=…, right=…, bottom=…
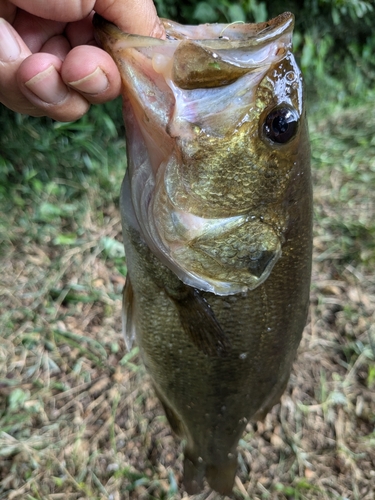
left=94, top=11, right=312, bottom=495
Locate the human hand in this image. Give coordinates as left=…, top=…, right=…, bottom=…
left=0, top=0, right=164, bottom=121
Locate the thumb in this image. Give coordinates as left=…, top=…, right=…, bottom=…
left=94, top=0, right=165, bottom=38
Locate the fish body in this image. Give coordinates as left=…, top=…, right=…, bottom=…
left=94, top=12, right=312, bottom=495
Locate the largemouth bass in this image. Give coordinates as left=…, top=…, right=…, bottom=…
left=94, top=12, right=312, bottom=495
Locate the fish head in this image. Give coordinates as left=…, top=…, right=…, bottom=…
left=94, top=13, right=308, bottom=295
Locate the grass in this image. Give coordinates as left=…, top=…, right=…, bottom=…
left=1, top=80, right=375, bottom=499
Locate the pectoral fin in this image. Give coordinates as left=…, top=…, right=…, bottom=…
left=172, top=287, right=231, bottom=357
left=122, top=277, right=137, bottom=351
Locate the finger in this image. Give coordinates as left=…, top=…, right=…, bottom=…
left=95, top=0, right=166, bottom=38
left=12, top=10, right=66, bottom=53
left=0, top=16, right=40, bottom=115
left=65, top=12, right=96, bottom=47
left=0, top=17, right=89, bottom=119
left=17, top=52, right=90, bottom=121
left=0, top=2, right=17, bottom=23
left=61, top=45, right=121, bottom=104
left=40, top=35, right=71, bottom=61
left=4, top=0, right=96, bottom=23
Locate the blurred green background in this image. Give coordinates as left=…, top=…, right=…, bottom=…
left=1, top=0, right=374, bottom=198
left=155, top=0, right=375, bottom=100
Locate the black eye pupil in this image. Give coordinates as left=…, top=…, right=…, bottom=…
left=273, top=115, right=288, bottom=135
left=264, top=107, right=298, bottom=144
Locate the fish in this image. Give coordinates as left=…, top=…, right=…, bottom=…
left=94, top=11, right=312, bottom=495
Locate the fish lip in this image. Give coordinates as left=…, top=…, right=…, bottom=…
left=92, top=14, right=119, bottom=48
left=162, top=12, right=294, bottom=48
left=93, top=12, right=294, bottom=49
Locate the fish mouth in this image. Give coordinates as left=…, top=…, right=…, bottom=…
left=93, top=12, right=294, bottom=91
left=95, top=13, right=296, bottom=296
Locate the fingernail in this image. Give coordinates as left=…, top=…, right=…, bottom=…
left=68, top=67, right=109, bottom=94
left=0, top=18, right=21, bottom=62
left=25, top=65, right=68, bottom=104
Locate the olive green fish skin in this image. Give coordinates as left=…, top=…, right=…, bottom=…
left=121, top=123, right=311, bottom=494
left=94, top=12, right=312, bottom=495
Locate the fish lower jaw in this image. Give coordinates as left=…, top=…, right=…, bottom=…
left=158, top=244, right=280, bottom=295
left=177, top=270, right=251, bottom=295
left=178, top=265, right=277, bottom=295
left=152, top=210, right=282, bottom=295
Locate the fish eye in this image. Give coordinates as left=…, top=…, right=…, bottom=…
left=263, top=106, right=299, bottom=144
